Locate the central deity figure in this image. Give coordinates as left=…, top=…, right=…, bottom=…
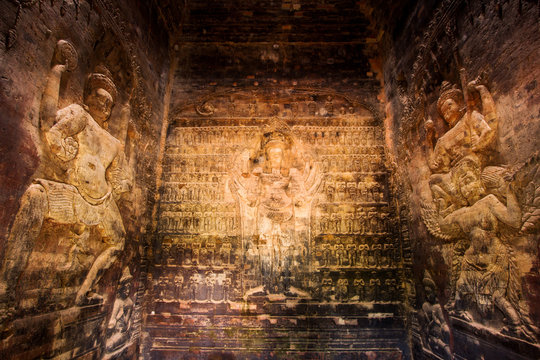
left=231, top=126, right=321, bottom=294
left=258, top=132, right=294, bottom=252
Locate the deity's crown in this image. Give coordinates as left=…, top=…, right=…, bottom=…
left=84, top=64, right=118, bottom=103
left=451, top=155, right=481, bottom=184
left=437, top=81, right=463, bottom=116
left=422, top=271, right=436, bottom=289
left=264, top=131, right=288, bottom=151
left=119, top=266, right=133, bottom=285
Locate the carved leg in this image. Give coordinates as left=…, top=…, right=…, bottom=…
left=494, top=295, right=520, bottom=326
left=75, top=206, right=125, bottom=305
left=0, top=184, right=48, bottom=302
left=495, top=295, right=536, bottom=341
left=75, top=244, right=123, bottom=305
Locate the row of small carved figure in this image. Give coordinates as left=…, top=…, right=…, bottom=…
left=166, top=144, right=385, bottom=156
left=323, top=180, right=386, bottom=203
left=170, top=127, right=260, bottom=147
left=168, top=126, right=383, bottom=147
left=162, top=183, right=226, bottom=202
left=320, top=155, right=385, bottom=173
left=313, top=242, right=401, bottom=268
left=162, top=154, right=386, bottom=174
left=163, top=174, right=225, bottom=184
left=314, top=212, right=393, bottom=235
left=158, top=242, right=233, bottom=267
left=154, top=272, right=237, bottom=302
left=212, top=101, right=359, bottom=118
left=159, top=214, right=238, bottom=234
left=153, top=273, right=402, bottom=303
left=161, top=202, right=237, bottom=213
left=295, top=129, right=384, bottom=146
left=319, top=276, right=402, bottom=302
left=165, top=156, right=232, bottom=174
left=311, top=145, right=386, bottom=156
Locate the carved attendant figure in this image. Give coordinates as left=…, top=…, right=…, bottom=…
left=418, top=272, right=451, bottom=360
left=104, top=267, right=134, bottom=357
left=0, top=40, right=132, bottom=305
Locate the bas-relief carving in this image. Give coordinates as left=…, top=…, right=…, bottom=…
left=104, top=267, right=134, bottom=360
left=154, top=93, right=406, bottom=308
left=418, top=271, right=452, bottom=360
left=230, top=120, right=323, bottom=294
left=421, top=73, right=539, bottom=342
left=148, top=91, right=411, bottom=358
left=0, top=40, right=132, bottom=314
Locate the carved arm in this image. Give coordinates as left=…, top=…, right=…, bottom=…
left=40, top=64, right=67, bottom=131
left=40, top=40, right=77, bottom=131
left=107, top=149, right=133, bottom=199
left=476, top=85, right=497, bottom=127
left=469, top=111, right=495, bottom=152
left=45, top=106, right=86, bottom=161
left=487, top=185, right=522, bottom=229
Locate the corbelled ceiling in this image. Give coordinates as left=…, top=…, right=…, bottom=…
left=151, top=0, right=418, bottom=80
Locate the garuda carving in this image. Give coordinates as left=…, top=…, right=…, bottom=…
left=0, top=40, right=132, bottom=310
left=421, top=74, right=538, bottom=341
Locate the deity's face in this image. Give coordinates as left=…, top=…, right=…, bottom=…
left=267, top=146, right=284, bottom=169
left=86, top=88, right=114, bottom=125
left=440, top=98, right=461, bottom=126
left=458, top=170, right=484, bottom=205
left=119, top=282, right=130, bottom=299
left=470, top=228, right=489, bottom=253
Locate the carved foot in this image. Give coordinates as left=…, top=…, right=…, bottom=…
left=285, top=286, right=311, bottom=299
left=0, top=281, right=15, bottom=305
left=75, top=290, right=103, bottom=306
left=0, top=292, right=15, bottom=328
left=449, top=308, right=473, bottom=322
left=501, top=325, right=537, bottom=343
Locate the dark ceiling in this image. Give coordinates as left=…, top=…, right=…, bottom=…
left=150, top=0, right=420, bottom=81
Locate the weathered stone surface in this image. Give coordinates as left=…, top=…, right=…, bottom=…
left=0, top=0, right=538, bottom=359
left=0, top=0, right=168, bottom=358
left=383, top=0, right=540, bottom=359
left=144, top=87, right=411, bottom=358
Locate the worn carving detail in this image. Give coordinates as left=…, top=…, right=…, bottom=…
left=418, top=271, right=452, bottom=360
left=104, top=267, right=134, bottom=360
left=0, top=40, right=132, bottom=312
left=147, top=89, right=409, bottom=357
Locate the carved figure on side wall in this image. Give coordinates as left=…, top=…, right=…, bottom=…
left=418, top=271, right=452, bottom=360
left=0, top=40, right=132, bottom=308
left=352, top=278, right=365, bottom=301
left=320, top=274, right=333, bottom=302
left=104, top=267, right=134, bottom=359
left=425, top=77, right=498, bottom=217
left=422, top=156, right=536, bottom=341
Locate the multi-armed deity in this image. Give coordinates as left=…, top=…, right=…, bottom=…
left=422, top=73, right=537, bottom=341
left=0, top=40, right=132, bottom=310
left=230, top=121, right=322, bottom=294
